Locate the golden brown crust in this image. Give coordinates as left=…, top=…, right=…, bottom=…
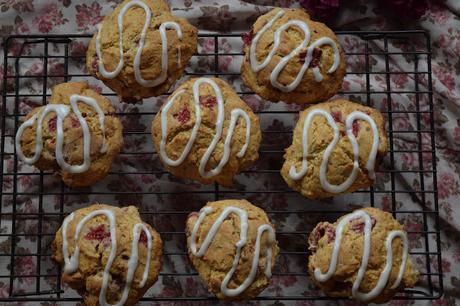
left=151, top=77, right=261, bottom=186
left=307, top=207, right=419, bottom=303
left=52, top=204, right=163, bottom=306
left=17, top=82, right=123, bottom=187
left=241, top=8, right=346, bottom=105
left=185, top=199, right=279, bottom=300
left=86, top=0, right=197, bottom=101
left=281, top=99, right=388, bottom=199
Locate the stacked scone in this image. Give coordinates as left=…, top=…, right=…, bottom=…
left=12, top=1, right=421, bottom=304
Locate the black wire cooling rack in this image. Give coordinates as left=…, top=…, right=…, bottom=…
left=0, top=31, right=443, bottom=303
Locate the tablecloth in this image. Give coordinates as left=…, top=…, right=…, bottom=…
left=0, top=0, right=459, bottom=305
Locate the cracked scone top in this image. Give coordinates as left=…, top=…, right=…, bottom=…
left=86, top=0, right=198, bottom=102
left=281, top=99, right=388, bottom=199
left=241, top=8, right=346, bottom=105
left=52, top=204, right=163, bottom=306
left=308, top=207, right=419, bottom=303
left=15, top=82, right=123, bottom=187
left=186, top=199, right=279, bottom=300
left=151, top=77, right=261, bottom=186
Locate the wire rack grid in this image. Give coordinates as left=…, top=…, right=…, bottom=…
left=0, top=31, right=443, bottom=303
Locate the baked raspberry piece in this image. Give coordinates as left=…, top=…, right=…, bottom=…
left=349, top=215, right=377, bottom=233
left=84, top=225, right=111, bottom=241
left=200, top=95, right=217, bottom=108
left=173, top=106, right=191, bottom=124
left=241, top=30, right=253, bottom=46
left=310, top=48, right=323, bottom=68
left=352, top=121, right=360, bottom=137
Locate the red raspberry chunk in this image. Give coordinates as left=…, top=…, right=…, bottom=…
left=241, top=30, right=253, bottom=46
left=91, top=56, right=98, bottom=72
left=311, top=222, right=336, bottom=251
left=84, top=225, right=111, bottom=241
left=352, top=121, right=360, bottom=137
left=310, top=48, right=323, bottom=68
left=331, top=111, right=342, bottom=123
left=349, top=216, right=377, bottom=233
left=299, top=50, right=307, bottom=63
left=70, top=114, right=81, bottom=128
left=47, top=116, right=57, bottom=132
left=173, top=106, right=191, bottom=124
left=139, top=230, right=148, bottom=247
left=199, top=95, right=217, bottom=108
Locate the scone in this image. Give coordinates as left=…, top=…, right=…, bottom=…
left=52, top=204, right=163, bottom=306
left=185, top=199, right=279, bottom=300
left=281, top=99, right=388, bottom=199
left=86, top=0, right=198, bottom=102
left=151, top=77, right=261, bottom=186
left=241, top=8, right=346, bottom=105
left=15, top=82, right=123, bottom=187
left=308, top=207, right=419, bottom=303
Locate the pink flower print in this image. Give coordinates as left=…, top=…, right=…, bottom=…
left=392, top=116, right=410, bottom=131
left=88, top=83, right=103, bottom=93
left=454, top=126, right=460, bottom=144
left=455, top=40, right=460, bottom=54
left=75, top=2, right=104, bottom=33
left=4, top=0, right=34, bottom=13
left=49, top=59, right=65, bottom=76
left=202, top=37, right=214, bottom=53
left=437, top=171, right=459, bottom=199
left=21, top=199, right=37, bottom=214
left=390, top=73, right=409, bottom=88
left=432, top=299, right=452, bottom=306
left=18, top=174, right=34, bottom=188
left=14, top=16, right=30, bottom=34
left=70, top=41, right=86, bottom=57
left=218, top=55, right=232, bottom=72
left=0, top=282, right=9, bottom=298
left=279, top=275, right=297, bottom=287
left=32, top=4, right=67, bottom=33
left=25, top=61, right=44, bottom=76
left=140, top=174, right=154, bottom=184
left=243, top=95, right=261, bottom=112
left=404, top=218, right=422, bottom=240
left=380, top=195, right=391, bottom=211
left=341, top=79, right=351, bottom=91
left=436, top=34, right=452, bottom=50
left=433, top=65, right=455, bottom=91
left=439, top=258, right=450, bottom=273
left=402, top=152, right=415, bottom=168
left=453, top=248, right=460, bottom=263
left=428, top=5, right=449, bottom=25
left=14, top=255, right=35, bottom=285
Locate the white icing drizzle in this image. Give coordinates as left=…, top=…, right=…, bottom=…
left=95, top=0, right=183, bottom=87
left=15, top=95, right=107, bottom=174
left=159, top=77, right=251, bottom=178
left=61, top=209, right=153, bottom=306
left=190, top=206, right=276, bottom=297
left=288, top=109, right=379, bottom=194
left=249, top=9, right=340, bottom=92
left=313, top=210, right=409, bottom=302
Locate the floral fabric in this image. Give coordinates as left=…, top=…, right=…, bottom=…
left=0, top=0, right=459, bottom=305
